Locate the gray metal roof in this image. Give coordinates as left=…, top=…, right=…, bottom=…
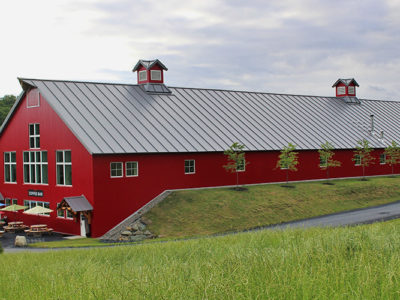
left=132, top=59, right=168, bottom=72
left=63, top=195, right=93, bottom=212
left=4, top=78, right=400, bottom=154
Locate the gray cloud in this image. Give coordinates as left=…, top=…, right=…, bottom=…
left=87, top=0, right=400, bottom=100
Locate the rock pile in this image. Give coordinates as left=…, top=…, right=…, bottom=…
left=118, top=217, right=155, bottom=242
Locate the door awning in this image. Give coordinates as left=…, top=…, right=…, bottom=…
left=59, top=195, right=93, bottom=212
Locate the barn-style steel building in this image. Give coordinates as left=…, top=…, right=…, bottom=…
left=0, top=59, right=399, bottom=237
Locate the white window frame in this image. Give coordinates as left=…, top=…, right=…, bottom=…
left=23, top=151, right=48, bottom=184
left=150, top=70, right=162, bottom=81
left=56, top=202, right=74, bottom=219
left=337, top=86, right=346, bottom=95
left=56, top=150, right=72, bottom=186
left=23, top=200, right=51, bottom=216
left=348, top=86, right=355, bottom=94
left=139, top=70, right=147, bottom=81
left=110, top=162, right=123, bottom=178
left=4, top=151, right=16, bottom=183
left=354, top=155, right=361, bottom=166
left=236, top=158, right=246, bottom=172
left=380, top=153, right=386, bottom=165
left=126, top=161, right=139, bottom=177
left=184, top=160, right=195, bottom=174
left=319, top=156, right=327, bottom=168
left=27, top=90, right=40, bottom=108
left=29, top=123, right=40, bottom=149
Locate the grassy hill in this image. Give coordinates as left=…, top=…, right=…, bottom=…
left=145, top=176, right=400, bottom=238
left=2, top=220, right=400, bottom=299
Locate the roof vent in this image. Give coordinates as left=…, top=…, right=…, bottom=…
left=132, top=59, right=172, bottom=95
left=332, top=78, right=360, bottom=103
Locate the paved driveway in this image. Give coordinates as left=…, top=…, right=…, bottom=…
left=263, top=200, right=400, bottom=230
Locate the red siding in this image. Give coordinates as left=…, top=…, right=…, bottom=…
left=91, top=148, right=393, bottom=237
left=0, top=90, right=94, bottom=235
left=136, top=64, right=164, bottom=84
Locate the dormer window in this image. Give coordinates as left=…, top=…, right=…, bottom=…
left=139, top=70, right=147, bottom=81
left=348, top=86, right=355, bottom=94
left=151, top=70, right=161, bottom=81
left=29, top=123, right=40, bottom=149
left=337, top=86, right=346, bottom=95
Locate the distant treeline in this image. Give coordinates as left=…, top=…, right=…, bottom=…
left=0, top=95, right=16, bottom=126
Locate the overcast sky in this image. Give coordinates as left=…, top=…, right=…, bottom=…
left=1, top=0, right=400, bottom=100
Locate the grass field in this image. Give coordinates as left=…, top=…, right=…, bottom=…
left=2, top=219, right=400, bottom=299
left=145, top=176, right=400, bottom=238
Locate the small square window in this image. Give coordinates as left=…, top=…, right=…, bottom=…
left=337, top=86, right=346, bottom=95
left=126, top=161, right=138, bottom=177
left=354, top=155, right=361, bottom=166
left=380, top=154, right=386, bottom=165
left=184, top=160, right=195, bottom=174
left=139, top=70, right=147, bottom=81
left=319, top=157, right=327, bottom=168
left=150, top=70, right=162, bottom=81
left=236, top=158, right=246, bottom=172
left=110, top=162, right=123, bottom=178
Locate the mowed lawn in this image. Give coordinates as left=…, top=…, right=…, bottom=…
left=145, top=176, right=400, bottom=237
left=2, top=220, right=400, bottom=299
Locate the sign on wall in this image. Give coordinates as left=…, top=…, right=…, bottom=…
left=28, top=190, right=44, bottom=197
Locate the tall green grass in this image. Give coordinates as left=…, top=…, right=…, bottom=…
left=2, top=220, right=400, bottom=299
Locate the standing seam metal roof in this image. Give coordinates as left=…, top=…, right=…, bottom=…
left=4, top=78, right=400, bottom=154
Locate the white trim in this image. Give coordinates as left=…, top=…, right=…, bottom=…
left=56, top=150, right=72, bottom=186
left=110, top=162, right=123, bottom=178
left=23, top=150, right=48, bottom=184
left=4, top=151, right=17, bottom=183
left=380, top=153, right=386, bottom=165
left=139, top=70, right=147, bottom=81
left=29, top=123, right=40, bottom=149
left=27, top=90, right=40, bottom=108
left=150, top=70, right=162, bottom=81
left=126, top=161, right=139, bottom=177
left=184, top=159, right=195, bottom=174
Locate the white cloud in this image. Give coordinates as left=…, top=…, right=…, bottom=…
left=0, top=0, right=399, bottom=101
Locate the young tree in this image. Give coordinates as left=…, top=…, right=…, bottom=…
left=384, top=141, right=400, bottom=175
left=223, top=142, right=248, bottom=190
left=276, top=143, right=299, bottom=184
left=353, top=139, right=376, bottom=180
left=318, top=141, right=341, bottom=181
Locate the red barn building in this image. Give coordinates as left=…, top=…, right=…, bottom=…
left=0, top=59, right=399, bottom=237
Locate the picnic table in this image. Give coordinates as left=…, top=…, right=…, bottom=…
left=0, top=230, right=4, bottom=237
left=24, top=224, right=54, bottom=236
left=4, top=221, right=29, bottom=233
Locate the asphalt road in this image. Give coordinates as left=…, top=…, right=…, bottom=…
left=263, top=200, right=400, bottom=230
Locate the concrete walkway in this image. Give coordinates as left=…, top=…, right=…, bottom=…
left=3, top=200, right=400, bottom=253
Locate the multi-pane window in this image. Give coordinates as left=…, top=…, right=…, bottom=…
left=4, top=198, right=17, bottom=206
left=319, top=156, right=327, bottom=168
left=184, top=160, right=195, bottom=174
left=29, top=123, right=40, bottom=148
left=139, top=70, right=147, bottom=81
left=24, top=200, right=50, bottom=215
left=4, top=152, right=16, bottom=183
left=56, top=150, right=72, bottom=185
left=151, top=70, right=161, bottom=81
left=110, top=162, right=123, bottom=178
left=23, top=151, right=48, bottom=184
left=380, top=154, right=386, bottom=165
left=354, top=155, right=361, bottom=166
left=236, top=158, right=246, bottom=172
left=57, top=203, right=74, bottom=219
left=126, top=161, right=138, bottom=177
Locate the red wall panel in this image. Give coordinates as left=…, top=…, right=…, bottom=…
left=0, top=90, right=94, bottom=235
left=91, top=148, right=394, bottom=237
